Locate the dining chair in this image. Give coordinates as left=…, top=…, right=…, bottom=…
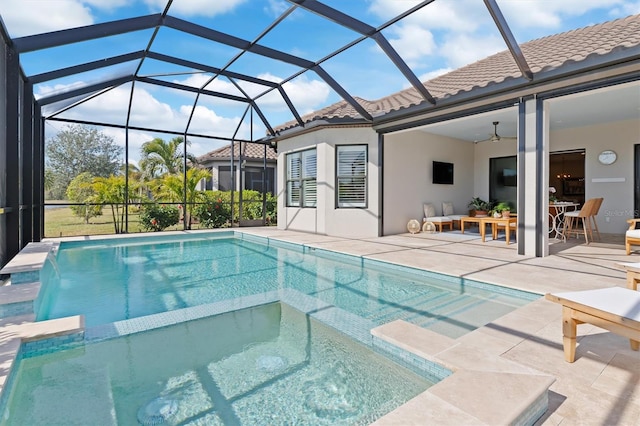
left=589, top=197, right=603, bottom=241
left=563, top=198, right=598, bottom=243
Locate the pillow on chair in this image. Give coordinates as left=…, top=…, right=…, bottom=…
left=423, top=203, right=436, bottom=218
left=442, top=202, right=454, bottom=216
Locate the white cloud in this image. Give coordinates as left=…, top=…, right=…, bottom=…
left=0, top=0, right=94, bottom=37
left=497, top=0, right=631, bottom=29
left=370, top=0, right=485, bottom=32
left=144, top=0, right=247, bottom=17
left=386, top=24, right=436, bottom=68
left=368, top=0, right=639, bottom=74
left=36, top=81, right=247, bottom=158
left=439, top=33, right=505, bottom=69
left=610, top=0, right=640, bottom=16
left=173, top=72, right=331, bottom=113
left=180, top=105, right=250, bottom=156
left=419, top=68, right=453, bottom=82
left=100, top=128, right=154, bottom=165
left=264, top=0, right=289, bottom=18
left=267, top=73, right=331, bottom=112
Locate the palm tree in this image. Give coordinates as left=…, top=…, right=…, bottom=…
left=120, top=162, right=146, bottom=204
left=91, top=175, right=138, bottom=234
left=154, top=168, right=212, bottom=229
left=139, top=136, right=197, bottom=179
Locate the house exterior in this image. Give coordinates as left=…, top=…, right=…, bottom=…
left=272, top=14, right=640, bottom=257
left=197, top=142, right=277, bottom=195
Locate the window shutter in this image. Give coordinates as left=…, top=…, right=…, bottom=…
left=286, top=153, right=301, bottom=206
left=337, top=146, right=367, bottom=208
left=302, top=150, right=317, bottom=207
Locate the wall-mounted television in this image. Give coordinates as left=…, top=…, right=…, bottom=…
left=432, top=161, right=454, bottom=185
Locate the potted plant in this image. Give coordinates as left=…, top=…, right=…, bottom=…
left=468, top=197, right=490, bottom=217
left=493, top=202, right=512, bottom=218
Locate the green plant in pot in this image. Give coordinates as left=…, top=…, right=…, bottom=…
left=468, top=197, right=490, bottom=217
left=493, top=201, right=512, bottom=218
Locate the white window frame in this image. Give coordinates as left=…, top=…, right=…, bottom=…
left=336, top=145, right=367, bottom=208
left=286, top=148, right=316, bottom=207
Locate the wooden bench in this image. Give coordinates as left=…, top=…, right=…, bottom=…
left=614, top=262, right=640, bottom=290
left=545, top=287, right=640, bottom=362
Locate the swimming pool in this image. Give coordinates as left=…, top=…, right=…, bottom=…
left=37, top=232, right=538, bottom=337
left=2, top=303, right=433, bottom=425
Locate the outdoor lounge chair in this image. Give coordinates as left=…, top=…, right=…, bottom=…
left=442, top=201, right=466, bottom=230
left=546, top=287, right=640, bottom=362
left=423, top=203, right=452, bottom=232
left=625, top=218, right=640, bottom=255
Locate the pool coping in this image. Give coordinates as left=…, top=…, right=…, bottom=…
left=0, top=230, right=555, bottom=425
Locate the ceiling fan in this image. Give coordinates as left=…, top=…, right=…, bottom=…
left=474, top=121, right=517, bottom=143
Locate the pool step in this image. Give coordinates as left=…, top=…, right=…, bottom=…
left=0, top=282, right=41, bottom=319
left=0, top=241, right=57, bottom=284
left=371, top=320, right=555, bottom=426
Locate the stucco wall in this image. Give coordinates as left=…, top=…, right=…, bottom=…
left=471, top=117, right=640, bottom=234
left=473, top=139, right=518, bottom=201
left=550, top=118, right=640, bottom=234
left=276, top=127, right=379, bottom=238
left=383, top=131, right=475, bottom=235
left=275, top=116, right=639, bottom=238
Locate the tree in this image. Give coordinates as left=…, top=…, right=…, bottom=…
left=66, top=172, right=102, bottom=224
left=139, top=136, right=197, bottom=179
left=91, top=175, right=137, bottom=234
left=153, top=168, right=211, bottom=229
left=46, top=124, right=122, bottom=199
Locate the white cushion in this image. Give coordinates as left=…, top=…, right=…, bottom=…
left=564, top=210, right=581, bottom=217
left=423, top=203, right=436, bottom=218
left=425, top=216, right=452, bottom=223
left=442, top=202, right=454, bottom=216
left=448, top=214, right=466, bottom=221
left=626, top=229, right=640, bottom=238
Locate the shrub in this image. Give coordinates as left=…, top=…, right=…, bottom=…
left=66, top=172, right=102, bottom=224
left=140, top=204, right=180, bottom=231
left=194, top=190, right=277, bottom=227
left=193, top=191, right=232, bottom=228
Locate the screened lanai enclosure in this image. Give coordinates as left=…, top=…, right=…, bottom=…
left=2, top=0, right=638, bottom=265
left=0, top=0, right=533, bottom=266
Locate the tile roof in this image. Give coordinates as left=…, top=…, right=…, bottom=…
left=198, top=142, right=277, bottom=163
left=276, top=14, right=640, bottom=132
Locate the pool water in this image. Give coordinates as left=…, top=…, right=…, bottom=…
left=3, top=303, right=432, bottom=425
left=38, top=233, right=537, bottom=337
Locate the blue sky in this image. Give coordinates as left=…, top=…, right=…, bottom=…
left=1, top=0, right=639, bottom=162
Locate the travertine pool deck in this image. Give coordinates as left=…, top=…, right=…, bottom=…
left=1, top=228, right=639, bottom=425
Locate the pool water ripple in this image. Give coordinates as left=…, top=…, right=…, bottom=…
left=37, top=235, right=537, bottom=338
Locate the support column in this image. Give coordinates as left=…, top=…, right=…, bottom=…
left=21, top=81, right=34, bottom=246
left=33, top=107, right=43, bottom=241
left=517, top=97, right=550, bottom=257
left=4, top=46, right=20, bottom=262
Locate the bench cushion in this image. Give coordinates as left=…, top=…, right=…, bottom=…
left=425, top=216, right=452, bottom=223
left=626, top=229, right=640, bottom=239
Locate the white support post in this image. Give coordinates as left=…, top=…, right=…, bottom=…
left=518, top=98, right=550, bottom=257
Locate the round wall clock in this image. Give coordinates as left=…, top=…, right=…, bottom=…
left=598, top=150, right=617, bottom=165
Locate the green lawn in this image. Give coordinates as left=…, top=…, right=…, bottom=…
left=44, top=207, right=198, bottom=238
